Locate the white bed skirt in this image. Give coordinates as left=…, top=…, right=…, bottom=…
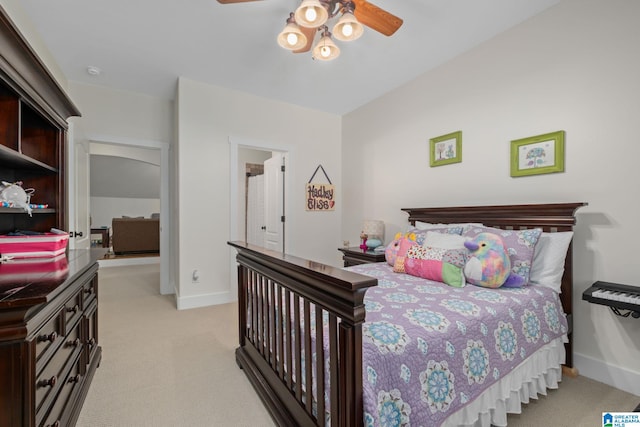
left=443, top=335, right=568, bottom=427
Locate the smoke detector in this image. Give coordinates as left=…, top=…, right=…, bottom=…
left=86, top=66, right=101, bottom=76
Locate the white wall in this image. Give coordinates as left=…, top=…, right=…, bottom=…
left=175, top=77, right=342, bottom=309
left=68, top=82, right=173, bottom=143
left=342, top=0, right=640, bottom=395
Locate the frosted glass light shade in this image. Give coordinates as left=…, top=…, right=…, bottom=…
left=294, top=0, right=328, bottom=28
left=277, top=22, right=307, bottom=51
left=362, top=219, right=384, bottom=240
left=312, top=34, right=340, bottom=61
left=333, top=12, right=364, bottom=42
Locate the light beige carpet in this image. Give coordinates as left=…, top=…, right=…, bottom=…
left=77, top=264, right=639, bottom=427
left=76, top=264, right=274, bottom=427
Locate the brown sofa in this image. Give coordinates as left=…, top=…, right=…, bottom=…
left=111, top=217, right=160, bottom=254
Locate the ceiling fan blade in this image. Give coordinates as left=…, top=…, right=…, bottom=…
left=353, top=0, right=403, bottom=36
left=294, top=26, right=317, bottom=53
left=217, top=0, right=261, bottom=3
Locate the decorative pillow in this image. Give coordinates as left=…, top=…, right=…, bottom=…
left=463, top=232, right=524, bottom=288
left=529, top=231, right=574, bottom=293
left=423, top=231, right=467, bottom=250
left=404, top=245, right=466, bottom=287
left=392, top=234, right=418, bottom=273
left=463, top=226, right=542, bottom=285
left=388, top=228, right=461, bottom=265
left=415, top=221, right=483, bottom=233
left=410, top=226, right=464, bottom=245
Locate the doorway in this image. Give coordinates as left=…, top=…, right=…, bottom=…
left=85, top=135, right=171, bottom=296
left=244, top=152, right=286, bottom=251
left=245, top=163, right=264, bottom=247
left=229, top=138, right=290, bottom=293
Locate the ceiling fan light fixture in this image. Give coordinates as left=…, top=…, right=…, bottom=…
left=312, top=29, right=340, bottom=61
left=277, top=17, right=308, bottom=51
left=294, top=0, right=328, bottom=28
left=332, top=11, right=363, bottom=42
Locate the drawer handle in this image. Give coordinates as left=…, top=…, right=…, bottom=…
left=45, top=421, right=60, bottom=427
left=38, top=375, right=57, bottom=388
left=84, top=287, right=94, bottom=295
left=68, top=374, right=81, bottom=384
left=38, top=331, right=58, bottom=343
left=88, top=338, right=96, bottom=348
left=66, top=304, right=80, bottom=314
left=66, top=338, right=81, bottom=348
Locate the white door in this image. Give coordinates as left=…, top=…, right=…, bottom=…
left=263, top=153, right=284, bottom=252
left=67, top=129, right=91, bottom=250
left=246, top=174, right=265, bottom=247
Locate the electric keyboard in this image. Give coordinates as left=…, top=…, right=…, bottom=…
left=583, top=281, right=640, bottom=316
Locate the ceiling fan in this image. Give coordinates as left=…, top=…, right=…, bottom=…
left=217, top=0, right=403, bottom=61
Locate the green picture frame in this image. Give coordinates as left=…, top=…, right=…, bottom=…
left=510, top=130, right=565, bottom=177
left=430, top=131, right=462, bottom=167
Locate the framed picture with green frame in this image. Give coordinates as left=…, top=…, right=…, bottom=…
left=510, top=130, right=565, bottom=177
left=429, top=131, right=462, bottom=167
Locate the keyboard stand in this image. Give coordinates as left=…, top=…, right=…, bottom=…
left=582, top=281, right=640, bottom=318
left=583, top=281, right=640, bottom=411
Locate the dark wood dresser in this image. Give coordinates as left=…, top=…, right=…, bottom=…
left=0, top=249, right=103, bottom=427
left=0, top=5, right=101, bottom=426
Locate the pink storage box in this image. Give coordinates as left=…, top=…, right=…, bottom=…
left=0, top=231, right=69, bottom=259
left=0, top=254, right=69, bottom=285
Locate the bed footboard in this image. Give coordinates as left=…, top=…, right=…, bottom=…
left=228, top=242, right=377, bottom=427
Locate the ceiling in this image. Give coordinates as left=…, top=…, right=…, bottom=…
left=20, top=0, right=560, bottom=115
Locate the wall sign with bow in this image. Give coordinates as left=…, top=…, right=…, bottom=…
left=306, top=165, right=335, bottom=211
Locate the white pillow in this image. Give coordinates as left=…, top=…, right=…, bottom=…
left=422, top=231, right=467, bottom=250
left=529, top=231, right=574, bottom=293
left=415, top=221, right=483, bottom=233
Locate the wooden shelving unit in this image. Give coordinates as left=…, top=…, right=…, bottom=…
left=0, top=6, right=104, bottom=427
left=0, top=6, right=79, bottom=235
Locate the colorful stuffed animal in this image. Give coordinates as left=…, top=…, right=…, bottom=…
left=385, top=232, right=417, bottom=273
left=385, top=232, right=404, bottom=266
left=463, top=232, right=524, bottom=288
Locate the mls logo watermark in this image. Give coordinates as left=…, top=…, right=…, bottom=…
left=603, top=412, right=640, bottom=427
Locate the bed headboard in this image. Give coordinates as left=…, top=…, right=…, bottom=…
left=401, top=202, right=587, bottom=366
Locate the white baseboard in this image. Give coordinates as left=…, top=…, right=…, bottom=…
left=177, top=291, right=233, bottom=310
left=574, top=352, right=640, bottom=397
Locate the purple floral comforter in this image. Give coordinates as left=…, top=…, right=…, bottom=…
left=347, top=262, right=568, bottom=427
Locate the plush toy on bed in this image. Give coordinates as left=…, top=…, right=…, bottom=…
left=463, top=232, right=525, bottom=288
left=385, top=232, right=417, bottom=273
left=385, top=232, right=408, bottom=265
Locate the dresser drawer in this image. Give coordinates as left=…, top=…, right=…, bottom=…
left=81, top=276, right=97, bottom=307
left=34, top=311, right=64, bottom=370
left=39, top=357, right=84, bottom=427
left=35, top=320, right=82, bottom=417
left=63, top=289, right=83, bottom=328
left=85, top=300, right=99, bottom=368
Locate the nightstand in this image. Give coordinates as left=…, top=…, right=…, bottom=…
left=338, top=247, right=386, bottom=267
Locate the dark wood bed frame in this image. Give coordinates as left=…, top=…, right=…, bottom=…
left=228, top=202, right=586, bottom=427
